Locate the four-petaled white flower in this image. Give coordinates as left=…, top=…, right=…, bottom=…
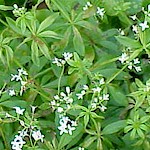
left=118, top=53, right=129, bottom=64
left=52, top=57, right=65, bottom=67
left=132, top=25, right=138, bottom=33
left=139, top=21, right=149, bottom=31
left=83, top=2, right=92, bottom=11
left=62, top=52, right=73, bottom=61
left=76, top=90, right=86, bottom=100
left=130, top=15, right=137, bottom=20
left=13, top=107, right=25, bottom=115
left=92, top=87, right=101, bottom=93
left=97, top=7, right=105, bottom=19
left=32, top=130, right=44, bottom=142
left=79, top=147, right=84, bottom=150
left=8, top=89, right=16, bottom=96
left=133, top=58, right=140, bottom=64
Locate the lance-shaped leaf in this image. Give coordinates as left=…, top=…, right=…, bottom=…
left=102, top=120, right=126, bottom=135
left=37, top=40, right=51, bottom=60
left=0, top=5, right=13, bottom=11
left=37, top=13, right=59, bottom=33
left=73, top=27, right=85, bottom=56
left=38, top=30, right=62, bottom=39
left=31, top=41, right=40, bottom=66
left=115, top=36, right=142, bottom=49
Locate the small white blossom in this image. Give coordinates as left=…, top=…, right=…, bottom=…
left=13, top=4, right=18, bottom=9
left=8, top=89, right=16, bottom=96
left=103, top=94, right=109, bottom=100
left=132, top=25, right=138, bottom=34
left=32, top=130, right=44, bottom=142
left=118, top=53, right=129, bottom=64
left=83, top=85, right=89, bottom=90
left=57, top=107, right=64, bottom=113
left=97, top=7, right=105, bottom=19
left=133, top=58, right=140, bottom=64
left=134, top=66, right=141, bottom=72
left=79, top=147, right=84, bottom=150
left=130, top=15, right=137, bottom=20
left=118, top=28, right=125, bottom=35
left=128, top=62, right=133, bottom=70
left=11, top=135, right=26, bottom=150
left=91, top=103, right=97, bottom=109
left=62, top=52, right=73, bottom=61
left=139, top=21, right=149, bottom=31
left=18, top=68, right=28, bottom=76
left=99, top=78, right=105, bottom=85
left=76, top=90, right=86, bottom=100
left=100, top=105, right=107, bottom=112
left=83, top=2, right=92, bottom=11
left=13, top=107, right=25, bottom=115
left=11, top=74, right=22, bottom=81
left=52, top=58, right=65, bottom=67
left=92, top=87, right=101, bottom=93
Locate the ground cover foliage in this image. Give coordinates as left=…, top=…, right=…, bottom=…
left=0, top=0, right=150, bottom=149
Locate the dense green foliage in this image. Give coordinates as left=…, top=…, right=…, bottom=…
left=0, top=0, right=150, bottom=150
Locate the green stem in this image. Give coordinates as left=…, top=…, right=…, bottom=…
left=106, top=64, right=127, bottom=84
left=0, top=126, right=9, bottom=150
left=57, top=65, right=65, bottom=95
left=34, top=68, right=52, bottom=79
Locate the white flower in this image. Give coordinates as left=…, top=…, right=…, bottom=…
left=128, top=62, right=133, bottom=70
left=118, top=28, right=125, bottom=35
left=79, top=147, right=84, bottom=150
left=133, top=58, right=140, bottom=64
left=83, top=85, right=89, bottom=90
left=132, top=25, right=138, bottom=33
left=148, top=4, right=150, bottom=12
left=97, top=7, right=105, bottom=18
left=134, top=66, right=141, bottom=72
left=83, top=2, right=92, bottom=11
left=130, top=15, right=137, bottom=20
left=18, top=130, right=28, bottom=137
left=91, top=103, right=97, bottom=109
left=100, top=105, right=107, bottom=112
left=8, top=89, right=16, bottom=96
left=67, top=124, right=76, bottom=135
left=13, top=4, right=18, bottom=9
left=31, top=105, right=37, bottom=114
left=139, top=21, right=149, bottom=31
left=103, top=94, right=109, bottom=100
left=92, top=87, right=101, bottom=93
left=32, top=130, right=44, bottom=142
left=13, top=107, right=25, bottom=115
left=118, top=53, right=129, bottom=64
left=18, top=68, right=28, bottom=76
left=11, top=74, right=22, bottom=81
left=52, top=58, right=65, bottom=67
left=76, top=90, right=86, bottom=100
left=58, top=123, right=68, bottom=135
left=62, top=52, right=73, bottom=61
left=11, top=135, right=26, bottom=150
left=57, top=107, right=64, bottom=113
left=99, top=78, right=105, bottom=85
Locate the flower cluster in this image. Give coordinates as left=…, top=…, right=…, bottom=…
left=58, top=116, right=77, bottom=135
left=51, top=87, right=73, bottom=116
left=13, top=4, right=26, bottom=17
left=76, top=74, right=109, bottom=112
left=118, top=53, right=141, bottom=72
left=52, top=52, right=73, bottom=67
left=7, top=106, right=44, bottom=150
left=10, top=68, right=28, bottom=96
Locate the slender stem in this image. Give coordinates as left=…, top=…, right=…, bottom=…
left=0, top=126, right=9, bottom=150
left=106, top=64, right=127, bottom=84
left=0, top=18, right=8, bottom=27
left=34, top=68, right=52, bottom=79
left=57, top=65, right=65, bottom=95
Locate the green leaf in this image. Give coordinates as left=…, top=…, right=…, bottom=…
left=37, top=12, right=59, bottom=33
left=84, top=114, right=89, bottom=128
left=102, top=120, right=126, bottom=135
left=31, top=41, right=40, bottom=66
left=0, top=5, right=13, bottom=11
left=109, top=85, right=128, bottom=106
left=37, top=40, right=51, bottom=60
left=73, top=27, right=85, bottom=56
left=115, top=36, right=142, bottom=49
left=38, top=31, right=62, bottom=39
